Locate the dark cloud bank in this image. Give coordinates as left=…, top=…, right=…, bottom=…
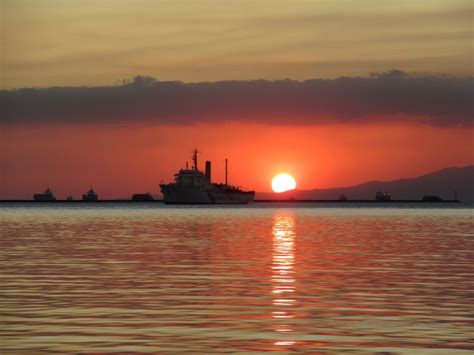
left=1, top=70, right=472, bottom=126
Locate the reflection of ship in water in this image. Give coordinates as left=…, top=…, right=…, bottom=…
left=82, top=187, right=98, bottom=201
left=33, top=187, right=56, bottom=201
left=272, top=214, right=296, bottom=347
left=160, top=149, right=255, bottom=204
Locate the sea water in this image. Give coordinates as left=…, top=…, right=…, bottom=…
left=0, top=203, right=473, bottom=353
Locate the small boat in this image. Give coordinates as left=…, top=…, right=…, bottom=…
left=33, top=187, right=56, bottom=201
left=82, top=187, right=98, bottom=201
left=132, top=193, right=154, bottom=201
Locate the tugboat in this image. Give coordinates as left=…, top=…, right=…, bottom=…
left=82, top=187, right=98, bottom=201
left=160, top=149, right=255, bottom=204
left=33, top=187, right=56, bottom=201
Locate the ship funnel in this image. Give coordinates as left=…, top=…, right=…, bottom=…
left=205, top=161, right=211, bottom=182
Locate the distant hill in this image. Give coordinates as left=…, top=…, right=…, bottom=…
left=256, top=166, right=474, bottom=202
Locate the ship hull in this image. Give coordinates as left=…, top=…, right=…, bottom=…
left=33, top=194, right=56, bottom=201
left=160, top=185, right=254, bottom=204
left=161, top=186, right=213, bottom=204
left=82, top=196, right=98, bottom=201
left=210, top=192, right=255, bottom=204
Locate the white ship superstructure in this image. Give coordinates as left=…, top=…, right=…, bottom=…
left=160, top=149, right=254, bottom=204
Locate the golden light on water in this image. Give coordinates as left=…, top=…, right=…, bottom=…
left=272, top=214, right=296, bottom=346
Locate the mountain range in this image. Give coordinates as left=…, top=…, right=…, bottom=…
left=256, top=166, right=474, bottom=202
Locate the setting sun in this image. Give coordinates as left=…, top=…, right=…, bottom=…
left=272, top=173, right=296, bottom=193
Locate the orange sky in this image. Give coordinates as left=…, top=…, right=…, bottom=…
left=1, top=1, right=472, bottom=199
left=1, top=122, right=472, bottom=199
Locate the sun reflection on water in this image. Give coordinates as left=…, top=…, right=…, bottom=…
left=272, top=214, right=296, bottom=347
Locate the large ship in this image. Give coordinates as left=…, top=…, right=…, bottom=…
left=160, top=149, right=255, bottom=204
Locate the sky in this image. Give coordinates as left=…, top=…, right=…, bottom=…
left=2, top=0, right=472, bottom=87
left=1, top=0, right=473, bottom=198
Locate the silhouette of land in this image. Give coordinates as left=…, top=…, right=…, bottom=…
left=257, top=166, right=474, bottom=202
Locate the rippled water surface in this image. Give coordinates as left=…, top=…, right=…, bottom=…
left=1, top=203, right=473, bottom=353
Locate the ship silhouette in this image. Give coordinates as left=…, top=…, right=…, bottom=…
left=160, top=149, right=255, bottom=204
left=132, top=193, right=154, bottom=201
left=33, top=187, right=56, bottom=201
left=82, top=187, right=98, bottom=201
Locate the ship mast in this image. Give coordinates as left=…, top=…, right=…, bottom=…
left=192, top=148, right=198, bottom=170
left=225, top=158, right=228, bottom=186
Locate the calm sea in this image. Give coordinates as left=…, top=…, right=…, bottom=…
left=1, top=203, right=473, bottom=353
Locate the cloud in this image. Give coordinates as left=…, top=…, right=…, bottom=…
left=1, top=70, right=472, bottom=127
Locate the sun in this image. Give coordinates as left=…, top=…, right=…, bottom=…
left=272, top=173, right=296, bottom=193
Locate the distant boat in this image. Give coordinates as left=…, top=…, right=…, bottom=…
left=375, top=190, right=391, bottom=201
left=422, top=195, right=443, bottom=202
left=339, top=194, right=348, bottom=201
left=82, top=187, right=98, bottom=201
left=132, top=193, right=154, bottom=201
left=66, top=194, right=74, bottom=201
left=160, top=149, right=255, bottom=204
left=33, top=187, right=56, bottom=201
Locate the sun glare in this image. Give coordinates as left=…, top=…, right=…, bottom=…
left=272, top=173, right=296, bottom=193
